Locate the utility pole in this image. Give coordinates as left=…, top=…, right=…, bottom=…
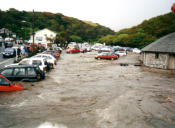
left=32, top=9, right=35, bottom=52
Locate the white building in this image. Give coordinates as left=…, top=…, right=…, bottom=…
left=29, top=28, right=56, bottom=48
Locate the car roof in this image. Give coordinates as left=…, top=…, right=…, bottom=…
left=35, top=54, right=54, bottom=57
left=3, top=64, right=38, bottom=68
left=29, top=57, right=46, bottom=60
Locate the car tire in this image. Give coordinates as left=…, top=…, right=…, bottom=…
left=111, top=58, right=114, bottom=60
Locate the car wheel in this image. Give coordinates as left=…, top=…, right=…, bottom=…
left=98, top=57, right=101, bottom=60
left=111, top=58, right=114, bottom=60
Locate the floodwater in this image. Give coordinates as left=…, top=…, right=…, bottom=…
left=0, top=51, right=175, bottom=128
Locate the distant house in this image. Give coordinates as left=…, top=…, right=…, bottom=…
left=29, top=28, right=56, bottom=48
left=141, top=32, right=175, bottom=70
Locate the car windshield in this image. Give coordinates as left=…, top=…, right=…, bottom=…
left=5, top=48, right=13, bottom=52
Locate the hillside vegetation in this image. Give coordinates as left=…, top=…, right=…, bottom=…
left=0, top=8, right=114, bottom=42
left=99, top=12, right=175, bottom=48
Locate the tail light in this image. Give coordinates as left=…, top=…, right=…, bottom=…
left=54, top=60, right=56, bottom=64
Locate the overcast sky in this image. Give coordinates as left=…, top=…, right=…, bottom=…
left=0, top=0, right=174, bottom=31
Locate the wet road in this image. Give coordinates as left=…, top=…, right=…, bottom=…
left=0, top=51, right=175, bottom=128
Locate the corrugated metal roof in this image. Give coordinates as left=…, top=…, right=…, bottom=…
left=142, top=32, right=175, bottom=53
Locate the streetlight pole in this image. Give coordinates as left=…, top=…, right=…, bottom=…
left=32, top=9, right=35, bottom=52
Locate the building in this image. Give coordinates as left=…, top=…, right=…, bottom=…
left=141, top=32, right=175, bottom=70
left=29, top=28, right=56, bottom=48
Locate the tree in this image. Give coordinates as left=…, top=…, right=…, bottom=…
left=70, top=35, right=82, bottom=42
left=54, top=34, right=66, bottom=48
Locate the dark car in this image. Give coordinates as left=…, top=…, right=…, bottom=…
left=3, top=48, right=16, bottom=58
left=0, top=65, right=45, bottom=82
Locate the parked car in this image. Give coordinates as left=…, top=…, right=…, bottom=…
left=132, top=48, right=141, bottom=54
left=3, top=48, right=16, bottom=58
left=0, top=75, right=23, bottom=91
left=6, top=58, right=48, bottom=72
left=34, top=54, right=57, bottom=67
left=80, top=48, right=87, bottom=53
left=66, top=48, right=80, bottom=54
left=53, top=47, right=62, bottom=54
left=95, top=52, right=118, bottom=60
left=5, top=42, right=13, bottom=48
left=115, top=51, right=127, bottom=56
left=0, top=65, right=45, bottom=82
left=43, top=50, right=60, bottom=59
left=86, top=47, right=92, bottom=52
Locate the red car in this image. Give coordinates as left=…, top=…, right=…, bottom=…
left=0, top=75, right=23, bottom=92
left=66, top=48, right=80, bottom=54
left=95, top=52, right=118, bottom=60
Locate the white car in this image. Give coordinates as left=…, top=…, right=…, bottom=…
left=34, top=54, right=57, bottom=67
left=115, top=51, right=127, bottom=56
left=133, top=48, right=141, bottom=54
left=5, top=58, right=48, bottom=72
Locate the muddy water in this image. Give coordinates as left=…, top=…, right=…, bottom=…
left=0, top=51, right=175, bottom=128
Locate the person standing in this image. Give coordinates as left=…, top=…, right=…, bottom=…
left=17, top=47, right=21, bottom=59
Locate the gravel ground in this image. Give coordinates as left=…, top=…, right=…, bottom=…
left=0, top=51, right=175, bottom=128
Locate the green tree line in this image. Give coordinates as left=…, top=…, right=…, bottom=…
left=99, top=12, right=175, bottom=48
left=0, top=8, right=114, bottom=43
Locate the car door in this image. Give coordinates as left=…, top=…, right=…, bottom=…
left=26, top=67, right=37, bottom=80
left=13, top=67, right=26, bottom=81
left=0, top=68, right=14, bottom=81
left=102, top=53, right=108, bottom=59
left=0, top=77, right=12, bottom=91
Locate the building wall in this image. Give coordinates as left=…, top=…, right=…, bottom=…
left=29, top=29, right=56, bottom=47
left=168, top=54, right=175, bottom=69
left=143, top=52, right=169, bottom=69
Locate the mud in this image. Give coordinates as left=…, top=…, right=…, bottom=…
left=0, top=51, right=175, bottom=128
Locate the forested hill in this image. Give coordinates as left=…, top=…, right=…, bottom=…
left=99, top=12, right=175, bottom=48
left=0, top=8, right=114, bottom=42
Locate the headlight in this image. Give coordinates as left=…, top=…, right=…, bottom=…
left=3, top=52, right=5, bottom=54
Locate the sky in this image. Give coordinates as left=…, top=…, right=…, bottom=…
left=0, top=0, right=174, bottom=31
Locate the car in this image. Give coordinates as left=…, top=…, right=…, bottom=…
left=6, top=57, right=48, bottom=72
left=66, top=48, right=80, bottom=54
left=53, top=47, right=62, bottom=54
left=115, top=51, right=127, bottom=56
left=133, top=48, right=141, bottom=54
left=34, top=54, right=57, bottom=67
left=95, top=52, right=118, bottom=60
left=80, top=48, right=87, bottom=53
left=43, top=50, right=60, bottom=59
left=0, top=65, right=45, bottom=82
left=0, top=75, right=23, bottom=91
left=3, top=48, right=16, bottom=58
left=5, top=42, right=13, bottom=48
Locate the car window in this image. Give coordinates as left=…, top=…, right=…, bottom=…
left=36, top=55, right=41, bottom=57
left=27, top=68, right=36, bottom=76
left=13, top=68, right=26, bottom=76
left=0, top=68, right=13, bottom=76
left=32, top=60, right=42, bottom=66
left=0, top=77, right=10, bottom=86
